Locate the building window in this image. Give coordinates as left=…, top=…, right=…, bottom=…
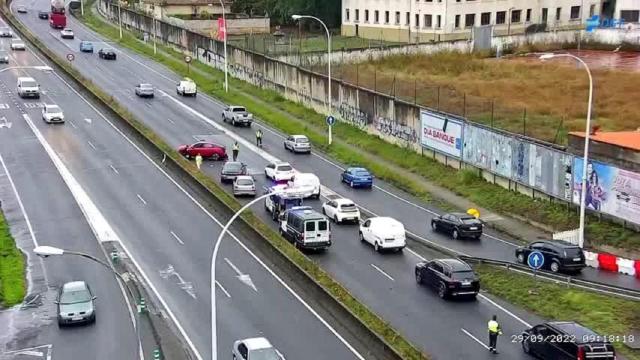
left=345, top=8, right=349, bottom=22
left=465, top=13, right=475, bottom=27
left=526, top=9, right=532, bottom=22
left=365, top=9, right=369, bottom=22
left=355, top=9, right=359, bottom=22
left=455, top=14, right=461, bottom=28
left=542, top=8, right=548, bottom=22
left=481, top=12, right=490, bottom=25
left=620, top=10, right=640, bottom=22
left=570, top=6, right=580, bottom=19
left=406, top=12, right=410, bottom=25
left=385, top=11, right=390, bottom=24
left=556, top=7, right=562, bottom=21
left=496, top=11, right=506, bottom=24
left=395, top=11, right=400, bottom=24
left=415, top=13, right=420, bottom=28
left=589, top=4, right=595, bottom=17
left=424, top=14, right=432, bottom=27
left=436, top=15, right=441, bottom=28
left=375, top=10, right=379, bottom=23
left=511, top=9, right=521, bottom=23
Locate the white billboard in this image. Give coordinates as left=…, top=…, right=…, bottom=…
left=420, top=110, right=463, bottom=158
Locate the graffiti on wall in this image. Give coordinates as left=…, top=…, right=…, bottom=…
left=374, top=116, right=418, bottom=143
left=338, top=103, right=369, bottom=129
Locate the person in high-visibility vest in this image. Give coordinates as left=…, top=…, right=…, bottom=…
left=195, top=153, right=203, bottom=170
left=488, top=315, right=502, bottom=354
left=256, top=129, right=263, bottom=147
left=232, top=141, right=239, bottom=161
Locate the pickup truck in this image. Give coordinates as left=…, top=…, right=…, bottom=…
left=222, top=105, right=253, bottom=127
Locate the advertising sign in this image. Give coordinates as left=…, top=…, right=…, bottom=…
left=420, top=110, right=463, bottom=158
left=462, top=124, right=513, bottom=178
left=573, top=158, right=640, bottom=225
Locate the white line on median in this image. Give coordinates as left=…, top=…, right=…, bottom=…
left=461, top=328, right=489, bottom=350
left=215, top=280, right=231, bottom=298
left=167, top=118, right=175, bottom=124
left=69, top=120, right=77, bottom=128
left=136, top=194, right=147, bottom=205
left=109, top=164, right=119, bottom=174
left=170, top=230, right=184, bottom=245
left=370, top=264, right=394, bottom=281
left=87, top=140, right=96, bottom=150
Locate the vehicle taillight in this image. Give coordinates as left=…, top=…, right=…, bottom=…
left=577, top=346, right=585, bottom=360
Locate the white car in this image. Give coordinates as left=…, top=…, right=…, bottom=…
left=359, top=217, right=406, bottom=253
left=16, top=5, right=27, bottom=13
left=10, top=38, right=25, bottom=50
left=176, top=78, right=196, bottom=96
left=283, top=134, right=311, bottom=154
left=264, top=162, right=295, bottom=181
left=42, top=104, right=64, bottom=123
left=288, top=172, right=320, bottom=199
left=60, top=28, right=74, bottom=39
left=232, top=337, right=283, bottom=360
left=322, top=196, right=360, bottom=224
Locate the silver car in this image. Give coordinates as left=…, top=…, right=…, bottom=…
left=284, top=135, right=311, bottom=154
left=0, top=51, right=8, bottom=64
left=56, top=281, right=96, bottom=326
left=233, top=175, right=256, bottom=197
left=135, top=83, right=154, bottom=97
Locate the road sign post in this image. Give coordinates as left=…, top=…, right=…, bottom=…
left=66, top=53, right=75, bottom=67
left=184, top=55, right=192, bottom=74
left=326, top=115, right=335, bottom=145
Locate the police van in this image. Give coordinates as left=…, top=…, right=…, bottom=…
left=279, top=208, right=331, bottom=250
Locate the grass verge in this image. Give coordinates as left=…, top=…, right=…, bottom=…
left=77, top=3, right=640, bottom=254
left=476, top=264, right=640, bottom=359
left=0, top=209, right=25, bottom=307
left=1, top=3, right=428, bottom=359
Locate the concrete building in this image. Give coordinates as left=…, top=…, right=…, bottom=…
left=568, top=130, right=640, bottom=173
left=341, top=0, right=604, bottom=42
left=611, top=0, right=640, bottom=23
left=142, top=0, right=229, bottom=19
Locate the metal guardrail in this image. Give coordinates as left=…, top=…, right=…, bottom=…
left=460, top=255, right=640, bottom=301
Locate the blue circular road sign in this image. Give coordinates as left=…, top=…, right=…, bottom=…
left=527, top=251, right=545, bottom=270
left=326, top=115, right=336, bottom=126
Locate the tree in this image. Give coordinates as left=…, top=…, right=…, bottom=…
left=231, top=0, right=340, bottom=28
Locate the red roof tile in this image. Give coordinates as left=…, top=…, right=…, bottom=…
left=570, top=131, right=640, bottom=151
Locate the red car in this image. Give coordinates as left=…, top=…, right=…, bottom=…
left=178, top=141, right=227, bottom=160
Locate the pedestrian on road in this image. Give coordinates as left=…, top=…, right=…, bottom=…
left=256, top=129, right=263, bottom=147
left=488, top=315, right=502, bottom=354
left=232, top=141, right=239, bottom=161
left=195, top=153, right=203, bottom=170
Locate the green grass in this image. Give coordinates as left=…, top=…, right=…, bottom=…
left=477, top=264, right=640, bottom=360
left=0, top=210, right=25, bottom=307
left=77, top=1, right=640, bottom=254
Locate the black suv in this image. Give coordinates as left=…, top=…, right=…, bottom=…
left=98, top=48, right=117, bottom=60
left=415, top=258, right=479, bottom=299
left=515, top=240, right=585, bottom=273
left=522, top=322, right=616, bottom=359
left=431, top=212, right=483, bottom=239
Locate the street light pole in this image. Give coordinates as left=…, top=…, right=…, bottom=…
left=80, top=0, right=84, bottom=16
left=292, top=15, right=332, bottom=145
left=540, top=53, right=593, bottom=248
left=153, top=18, right=157, bottom=55
left=118, top=0, right=123, bottom=39
left=33, top=246, right=142, bottom=360
left=219, top=0, right=228, bottom=92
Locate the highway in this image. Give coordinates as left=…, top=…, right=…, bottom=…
left=0, top=19, right=365, bottom=360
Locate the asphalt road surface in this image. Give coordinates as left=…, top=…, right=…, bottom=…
left=0, top=19, right=364, bottom=360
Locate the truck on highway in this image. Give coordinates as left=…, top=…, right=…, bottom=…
left=49, top=0, right=66, bottom=29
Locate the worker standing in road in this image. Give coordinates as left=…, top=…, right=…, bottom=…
left=488, top=315, right=502, bottom=354
left=195, top=153, right=203, bottom=170
left=232, top=141, right=239, bottom=161
left=256, top=129, right=263, bottom=147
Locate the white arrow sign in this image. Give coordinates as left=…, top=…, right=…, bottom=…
left=224, top=258, right=257, bottom=292
left=532, top=254, right=541, bottom=266
left=0, top=116, right=12, bottom=129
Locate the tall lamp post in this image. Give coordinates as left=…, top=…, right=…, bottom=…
left=219, top=0, right=228, bottom=92
left=540, top=53, right=593, bottom=249
left=292, top=14, right=333, bottom=145
left=33, top=246, right=142, bottom=359
left=118, top=0, right=123, bottom=39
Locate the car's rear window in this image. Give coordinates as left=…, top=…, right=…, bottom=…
left=460, top=217, right=480, bottom=225
left=232, top=107, right=246, bottom=112
left=140, top=84, right=152, bottom=89
left=451, top=271, right=475, bottom=280
left=60, top=289, right=91, bottom=304
left=354, top=171, right=370, bottom=176
left=296, top=138, right=309, bottom=143
left=340, top=204, right=357, bottom=211
left=47, top=106, right=61, bottom=113
left=564, top=247, right=583, bottom=257
left=318, top=220, right=328, bottom=231
left=237, top=179, right=253, bottom=186
left=278, top=165, right=293, bottom=171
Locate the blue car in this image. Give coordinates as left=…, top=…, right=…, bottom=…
left=341, top=167, right=373, bottom=188
left=79, top=41, right=93, bottom=53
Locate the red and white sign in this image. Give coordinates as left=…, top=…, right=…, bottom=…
left=420, top=110, right=463, bottom=158
left=217, top=18, right=226, bottom=41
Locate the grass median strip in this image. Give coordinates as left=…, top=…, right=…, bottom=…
left=2, top=4, right=429, bottom=359
left=476, top=264, right=640, bottom=360
left=75, top=4, right=640, bottom=253
left=0, top=209, right=25, bottom=307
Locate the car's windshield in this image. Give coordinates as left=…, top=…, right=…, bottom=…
left=232, top=107, right=246, bottom=112
left=224, top=163, right=243, bottom=172
left=451, top=271, right=475, bottom=280
left=460, top=217, right=479, bottom=225
left=277, top=165, right=293, bottom=172
left=295, top=137, right=309, bottom=143
left=249, top=348, right=280, bottom=360
left=237, top=179, right=253, bottom=186
left=22, top=81, right=37, bottom=87
left=60, top=289, right=91, bottom=304
left=46, top=106, right=61, bottom=113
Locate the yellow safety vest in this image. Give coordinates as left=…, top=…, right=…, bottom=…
left=488, top=320, right=500, bottom=333
left=256, top=131, right=262, bottom=138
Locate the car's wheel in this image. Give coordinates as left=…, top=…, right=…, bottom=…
left=284, top=143, right=288, bottom=150
left=550, top=260, right=560, bottom=273
left=415, top=271, right=423, bottom=284
left=359, top=232, right=365, bottom=242
left=272, top=211, right=278, bottom=221
left=322, top=207, right=326, bottom=215
left=452, top=229, right=459, bottom=240
left=334, top=215, right=339, bottom=224
left=522, top=338, right=531, bottom=354
left=232, top=119, right=236, bottom=126
left=431, top=221, right=438, bottom=231
left=210, top=153, right=219, bottom=161
left=374, top=242, right=380, bottom=252
left=222, top=114, right=226, bottom=122
left=438, top=282, right=448, bottom=299
left=350, top=180, right=354, bottom=187
left=265, top=170, right=269, bottom=178
left=516, top=253, right=525, bottom=264
left=176, top=89, right=180, bottom=95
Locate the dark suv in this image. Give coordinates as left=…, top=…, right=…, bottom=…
left=522, top=322, right=616, bottom=359
left=415, top=258, right=480, bottom=299
left=220, top=161, right=247, bottom=183
left=515, top=240, right=585, bottom=273
left=431, top=212, right=483, bottom=239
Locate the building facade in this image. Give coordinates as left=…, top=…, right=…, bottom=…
left=341, top=0, right=605, bottom=42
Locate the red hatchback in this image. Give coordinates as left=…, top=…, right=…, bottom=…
left=178, top=141, right=228, bottom=160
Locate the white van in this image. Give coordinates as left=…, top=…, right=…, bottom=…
left=280, top=208, right=331, bottom=251
left=176, top=78, right=197, bottom=96
left=359, top=217, right=406, bottom=253
left=17, top=77, right=40, bottom=98
left=288, top=173, right=320, bottom=199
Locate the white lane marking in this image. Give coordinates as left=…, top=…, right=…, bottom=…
left=170, top=230, right=184, bottom=245
left=224, top=257, right=258, bottom=292
left=109, top=164, right=119, bottom=174
left=167, top=118, right=175, bottom=124
left=370, top=264, right=394, bottom=281
left=0, top=153, right=49, bottom=291
left=24, top=46, right=363, bottom=360
left=84, top=118, right=92, bottom=124
left=461, top=328, right=490, bottom=350
left=136, top=194, right=147, bottom=205
left=87, top=140, right=96, bottom=150
left=68, top=119, right=77, bottom=128
left=215, top=280, right=231, bottom=298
